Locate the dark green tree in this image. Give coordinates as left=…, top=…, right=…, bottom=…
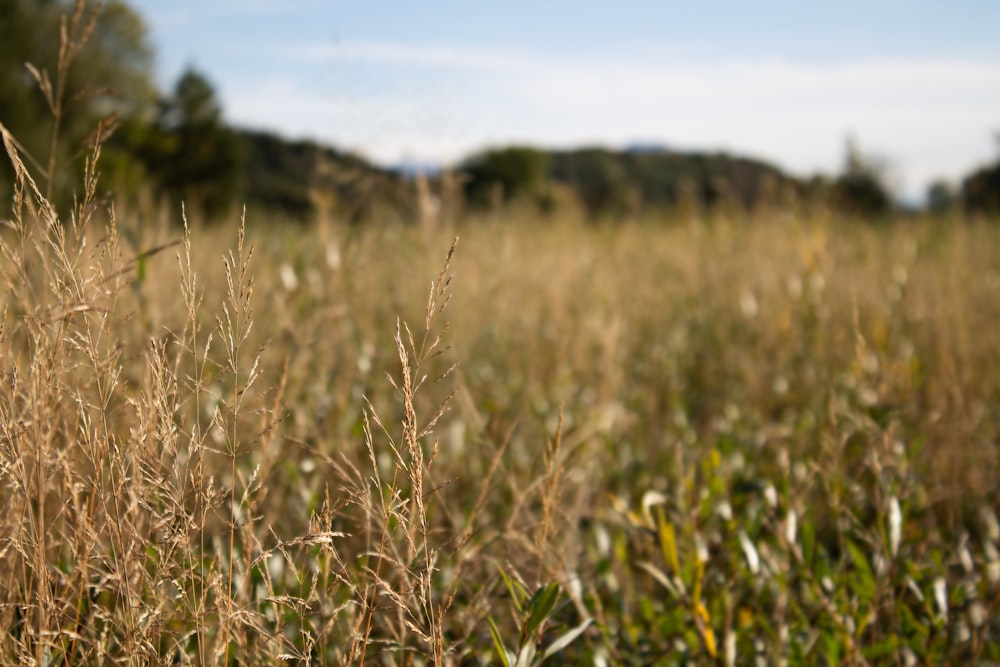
left=136, top=68, right=242, bottom=219
left=926, top=180, right=957, bottom=216
left=0, top=0, right=156, bottom=202
left=547, top=148, right=799, bottom=218
left=552, top=148, right=633, bottom=216
left=962, top=164, right=1000, bottom=215
left=462, top=146, right=549, bottom=207
left=831, top=137, right=893, bottom=219
left=961, top=133, right=1000, bottom=215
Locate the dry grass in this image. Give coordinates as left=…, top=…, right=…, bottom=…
left=2, top=128, right=1000, bottom=663
left=2, top=7, right=1000, bottom=663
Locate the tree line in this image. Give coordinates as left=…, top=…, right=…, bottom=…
left=1, top=0, right=998, bottom=223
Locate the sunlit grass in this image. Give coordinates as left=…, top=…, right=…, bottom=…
left=4, top=3, right=999, bottom=661
left=2, top=123, right=999, bottom=664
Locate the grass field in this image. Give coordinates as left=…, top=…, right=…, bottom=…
left=2, top=127, right=1000, bottom=664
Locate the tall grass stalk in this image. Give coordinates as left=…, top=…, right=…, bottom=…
left=1, top=6, right=1000, bottom=662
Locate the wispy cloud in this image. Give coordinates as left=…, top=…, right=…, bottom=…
left=225, top=40, right=1000, bottom=197
left=293, top=41, right=527, bottom=71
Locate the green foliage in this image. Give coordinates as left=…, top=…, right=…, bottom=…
left=962, top=161, right=1000, bottom=215
left=236, top=129, right=412, bottom=222
left=238, top=130, right=326, bottom=218
left=550, top=147, right=634, bottom=216
left=488, top=571, right=592, bottom=666
left=0, top=0, right=155, bottom=204
left=926, top=180, right=957, bottom=216
left=463, top=146, right=551, bottom=207
left=832, top=137, right=893, bottom=218
left=133, top=67, right=242, bottom=219
left=460, top=144, right=802, bottom=219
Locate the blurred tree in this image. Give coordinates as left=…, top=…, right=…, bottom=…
left=926, top=180, right=957, bottom=216
left=962, top=163, right=1000, bottom=215
left=462, top=146, right=550, bottom=207
left=550, top=147, right=800, bottom=218
left=831, top=136, right=893, bottom=219
left=0, top=0, right=156, bottom=202
left=136, top=68, right=242, bottom=219
left=552, top=148, right=633, bottom=216
left=235, top=129, right=413, bottom=223
left=961, top=133, right=1000, bottom=215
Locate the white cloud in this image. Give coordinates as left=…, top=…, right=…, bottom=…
left=226, top=41, right=1000, bottom=199
left=294, top=41, right=529, bottom=72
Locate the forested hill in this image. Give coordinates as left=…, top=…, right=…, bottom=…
left=235, top=136, right=810, bottom=222
left=2, top=0, right=996, bottom=222
left=550, top=147, right=804, bottom=214
left=235, top=129, right=413, bottom=223
left=460, top=144, right=820, bottom=218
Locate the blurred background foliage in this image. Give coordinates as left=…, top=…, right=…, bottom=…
left=3, top=2, right=1000, bottom=664
left=1, top=0, right=1000, bottom=224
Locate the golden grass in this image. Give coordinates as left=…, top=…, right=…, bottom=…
left=2, top=128, right=1000, bottom=663
left=1, top=9, right=999, bottom=659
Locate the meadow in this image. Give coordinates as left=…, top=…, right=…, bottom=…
left=2, top=113, right=1000, bottom=666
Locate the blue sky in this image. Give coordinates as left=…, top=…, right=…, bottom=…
left=128, top=1, right=1000, bottom=200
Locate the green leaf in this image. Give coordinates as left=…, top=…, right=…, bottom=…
left=822, top=632, right=843, bottom=665
left=863, top=637, right=900, bottom=660
left=487, top=616, right=512, bottom=667
left=499, top=567, right=527, bottom=613
left=526, top=583, right=561, bottom=637
left=656, top=507, right=681, bottom=577
left=845, top=540, right=875, bottom=600
left=542, top=618, right=592, bottom=661
left=801, top=519, right=816, bottom=567
left=136, top=255, right=147, bottom=285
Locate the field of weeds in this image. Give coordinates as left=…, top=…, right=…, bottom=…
left=2, top=129, right=1000, bottom=664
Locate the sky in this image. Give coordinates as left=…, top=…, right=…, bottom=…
left=128, top=1, right=1000, bottom=202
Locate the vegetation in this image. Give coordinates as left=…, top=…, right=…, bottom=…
left=829, top=138, right=894, bottom=220
left=5, top=2, right=997, bottom=225
left=3, top=2, right=1000, bottom=665
left=549, top=147, right=801, bottom=218
left=462, top=146, right=552, bottom=208
left=236, top=129, right=415, bottom=223
left=963, top=161, right=1000, bottom=215
left=128, top=67, right=242, bottom=220
left=0, top=1, right=408, bottom=224
left=5, top=124, right=1000, bottom=663
left=0, top=0, right=154, bottom=206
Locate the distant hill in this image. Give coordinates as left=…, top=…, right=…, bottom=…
left=235, top=129, right=413, bottom=222
left=622, top=142, right=673, bottom=154
left=549, top=146, right=802, bottom=215
left=228, top=132, right=923, bottom=222
left=460, top=144, right=806, bottom=217
left=963, top=161, right=1000, bottom=214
